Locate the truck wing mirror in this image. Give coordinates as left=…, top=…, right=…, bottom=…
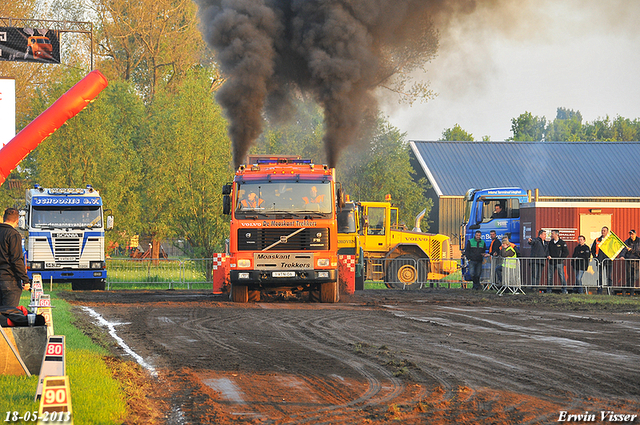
left=222, top=184, right=232, bottom=195
left=223, top=195, right=231, bottom=215
left=336, top=186, right=345, bottom=209
left=106, top=215, right=114, bottom=230
left=18, top=215, right=27, bottom=230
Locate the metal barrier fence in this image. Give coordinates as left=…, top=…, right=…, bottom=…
left=106, top=258, right=214, bottom=290
left=486, top=257, right=640, bottom=295
left=105, top=256, right=640, bottom=294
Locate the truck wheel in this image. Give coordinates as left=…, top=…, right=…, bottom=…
left=308, top=290, right=320, bottom=302
left=385, top=255, right=425, bottom=290
left=72, top=279, right=106, bottom=291
left=320, top=280, right=339, bottom=303
left=355, top=273, right=365, bottom=291
left=231, top=284, right=249, bottom=303
left=248, top=289, right=261, bottom=302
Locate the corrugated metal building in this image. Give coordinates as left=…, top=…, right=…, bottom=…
left=409, top=141, right=640, bottom=247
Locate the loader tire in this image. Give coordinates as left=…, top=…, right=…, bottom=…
left=384, top=255, right=426, bottom=290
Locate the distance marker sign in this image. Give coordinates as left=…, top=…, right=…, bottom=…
left=37, top=376, right=73, bottom=425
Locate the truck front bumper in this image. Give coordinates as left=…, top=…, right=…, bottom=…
left=28, top=270, right=107, bottom=281
left=230, top=269, right=337, bottom=287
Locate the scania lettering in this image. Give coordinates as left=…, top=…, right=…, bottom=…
left=20, top=185, right=114, bottom=290
left=222, top=158, right=342, bottom=303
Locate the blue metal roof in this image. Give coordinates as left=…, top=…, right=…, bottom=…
left=410, top=141, right=640, bottom=198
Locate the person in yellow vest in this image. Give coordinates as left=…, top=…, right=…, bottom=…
left=496, top=237, right=517, bottom=287
left=591, top=226, right=612, bottom=294
left=241, top=192, right=264, bottom=209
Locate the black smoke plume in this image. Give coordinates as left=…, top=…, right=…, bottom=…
left=195, top=0, right=480, bottom=168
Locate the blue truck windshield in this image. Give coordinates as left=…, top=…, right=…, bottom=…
left=31, top=206, right=103, bottom=229
left=236, top=181, right=332, bottom=214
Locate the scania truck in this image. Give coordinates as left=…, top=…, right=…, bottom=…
left=222, top=158, right=342, bottom=303
left=20, top=185, right=113, bottom=290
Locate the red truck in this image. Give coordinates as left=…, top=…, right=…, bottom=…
left=221, top=158, right=342, bottom=302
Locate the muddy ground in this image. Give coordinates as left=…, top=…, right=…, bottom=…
left=61, top=289, right=640, bottom=424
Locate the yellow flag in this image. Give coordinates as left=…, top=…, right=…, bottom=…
left=599, top=231, right=626, bottom=259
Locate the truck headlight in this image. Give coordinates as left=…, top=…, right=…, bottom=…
left=318, top=271, right=329, bottom=278
left=29, top=261, right=44, bottom=270
left=237, top=259, right=251, bottom=268
left=238, top=272, right=250, bottom=279
left=90, top=261, right=104, bottom=269
left=316, top=258, right=330, bottom=267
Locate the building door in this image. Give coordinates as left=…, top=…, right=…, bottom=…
left=580, top=214, right=612, bottom=247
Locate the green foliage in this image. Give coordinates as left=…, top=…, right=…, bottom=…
left=509, top=107, right=640, bottom=142
left=439, top=123, right=474, bottom=141
left=25, top=72, right=145, bottom=248
left=145, top=68, right=233, bottom=257
left=508, top=111, right=547, bottom=141
left=546, top=108, right=584, bottom=141
left=339, top=116, right=432, bottom=229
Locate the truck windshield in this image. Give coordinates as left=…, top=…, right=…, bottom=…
left=31, top=206, right=102, bottom=229
left=235, top=181, right=332, bottom=215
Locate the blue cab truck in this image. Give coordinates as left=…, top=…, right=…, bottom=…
left=461, top=187, right=529, bottom=251
left=19, top=185, right=114, bottom=290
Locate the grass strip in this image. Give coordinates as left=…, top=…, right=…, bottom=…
left=0, top=292, right=127, bottom=424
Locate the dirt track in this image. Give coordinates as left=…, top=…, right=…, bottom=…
left=62, top=289, right=640, bottom=424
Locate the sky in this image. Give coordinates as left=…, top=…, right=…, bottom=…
left=381, top=0, right=640, bottom=142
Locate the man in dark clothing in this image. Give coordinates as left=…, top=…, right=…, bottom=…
left=490, top=204, right=507, bottom=219
left=0, top=208, right=30, bottom=307
left=488, top=230, right=501, bottom=257
left=464, top=230, right=487, bottom=290
left=572, top=235, right=591, bottom=294
left=547, top=230, right=569, bottom=293
left=591, top=226, right=612, bottom=294
left=528, top=229, right=548, bottom=289
left=624, top=229, right=640, bottom=287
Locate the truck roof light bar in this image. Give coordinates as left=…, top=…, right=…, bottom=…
left=256, top=158, right=312, bottom=165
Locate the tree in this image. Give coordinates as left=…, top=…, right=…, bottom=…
left=339, top=116, right=431, bottom=229
left=439, top=124, right=474, bottom=141
left=28, top=71, right=145, bottom=247
left=545, top=107, right=584, bottom=141
left=508, top=112, right=547, bottom=141
left=144, top=68, right=232, bottom=257
left=92, top=0, right=204, bottom=100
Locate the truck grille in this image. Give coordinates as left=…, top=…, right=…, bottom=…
left=237, top=228, right=329, bottom=251
left=54, top=238, right=80, bottom=265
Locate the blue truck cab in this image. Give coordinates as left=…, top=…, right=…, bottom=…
left=461, top=187, right=528, bottom=251
left=19, top=185, right=113, bottom=290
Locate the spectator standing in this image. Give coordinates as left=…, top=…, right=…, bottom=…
left=0, top=208, right=30, bottom=307
left=528, top=229, right=548, bottom=289
left=547, top=230, right=569, bottom=293
left=464, top=230, right=488, bottom=290
left=488, top=230, right=501, bottom=257
left=591, top=226, right=612, bottom=294
left=624, top=229, right=640, bottom=288
left=572, top=235, right=591, bottom=294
